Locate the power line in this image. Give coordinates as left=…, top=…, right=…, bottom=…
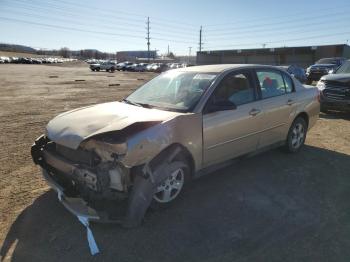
left=204, top=31, right=350, bottom=50
left=6, top=0, right=199, bottom=38
left=1, top=8, right=146, bottom=35
left=204, top=17, right=350, bottom=41
left=2, top=6, right=197, bottom=41
left=0, top=16, right=196, bottom=44
left=204, top=10, right=350, bottom=33
left=10, top=0, right=146, bottom=23
left=204, top=3, right=350, bottom=27
left=12, top=0, right=199, bottom=28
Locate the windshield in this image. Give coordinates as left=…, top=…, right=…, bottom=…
left=336, top=60, right=350, bottom=74
left=125, top=71, right=217, bottom=112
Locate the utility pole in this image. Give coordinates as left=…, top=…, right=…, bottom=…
left=188, top=47, right=192, bottom=63
left=199, top=26, right=202, bottom=52
left=146, top=17, right=150, bottom=62
left=167, top=44, right=170, bottom=56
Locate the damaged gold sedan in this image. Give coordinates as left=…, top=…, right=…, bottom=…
left=31, top=64, right=320, bottom=227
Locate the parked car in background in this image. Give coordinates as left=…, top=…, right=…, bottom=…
left=31, top=64, right=320, bottom=227
left=317, top=59, right=350, bottom=113
left=0, top=56, right=10, bottom=63
left=151, top=63, right=169, bottom=73
left=116, top=61, right=133, bottom=71
left=90, top=61, right=116, bottom=72
left=128, top=63, right=148, bottom=72
left=278, top=65, right=307, bottom=83
left=146, top=63, right=156, bottom=71
left=306, top=57, right=346, bottom=84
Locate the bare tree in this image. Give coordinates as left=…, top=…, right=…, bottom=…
left=59, top=47, right=71, bottom=58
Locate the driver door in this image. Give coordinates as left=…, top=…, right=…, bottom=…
left=202, top=70, right=263, bottom=167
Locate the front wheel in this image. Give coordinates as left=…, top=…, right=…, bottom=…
left=285, top=117, right=307, bottom=153
left=151, top=160, right=190, bottom=209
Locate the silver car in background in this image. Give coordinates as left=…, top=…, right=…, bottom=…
left=31, top=64, right=320, bottom=227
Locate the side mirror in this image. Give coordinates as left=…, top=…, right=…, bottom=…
left=207, top=99, right=237, bottom=113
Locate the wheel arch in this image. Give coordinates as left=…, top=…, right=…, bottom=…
left=148, top=143, right=195, bottom=178
left=294, top=111, right=309, bottom=128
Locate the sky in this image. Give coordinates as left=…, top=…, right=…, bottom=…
left=1, top=0, right=350, bottom=55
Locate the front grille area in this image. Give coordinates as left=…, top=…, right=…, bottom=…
left=323, top=81, right=350, bottom=101
left=55, top=143, right=101, bottom=167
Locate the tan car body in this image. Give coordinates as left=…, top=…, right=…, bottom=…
left=32, top=64, right=320, bottom=226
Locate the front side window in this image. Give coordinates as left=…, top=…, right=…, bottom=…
left=126, top=71, right=217, bottom=112
left=212, top=71, right=256, bottom=106
left=256, top=70, right=288, bottom=99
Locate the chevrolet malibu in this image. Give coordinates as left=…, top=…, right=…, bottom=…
left=31, top=64, right=320, bottom=227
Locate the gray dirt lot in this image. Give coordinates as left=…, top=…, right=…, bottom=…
left=0, top=63, right=350, bottom=262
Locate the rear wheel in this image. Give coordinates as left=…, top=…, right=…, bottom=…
left=96, top=68, right=100, bottom=72
left=285, top=117, right=307, bottom=153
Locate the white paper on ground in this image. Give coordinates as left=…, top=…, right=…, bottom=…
left=78, top=216, right=100, bottom=255
left=57, top=191, right=63, bottom=201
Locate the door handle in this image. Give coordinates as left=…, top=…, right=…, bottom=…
left=249, top=108, right=261, bottom=116
left=287, top=99, right=295, bottom=106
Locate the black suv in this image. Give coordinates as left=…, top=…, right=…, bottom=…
left=306, top=57, right=346, bottom=84
left=317, top=59, right=350, bottom=113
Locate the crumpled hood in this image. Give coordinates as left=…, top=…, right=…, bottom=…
left=320, top=73, right=350, bottom=84
left=46, top=101, right=182, bottom=149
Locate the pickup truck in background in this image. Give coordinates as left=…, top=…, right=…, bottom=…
left=317, top=59, right=350, bottom=113
left=306, top=57, right=346, bottom=84
left=90, top=61, right=116, bottom=72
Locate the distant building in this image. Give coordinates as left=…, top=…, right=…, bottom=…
left=116, top=50, right=157, bottom=62
left=197, top=44, right=350, bottom=68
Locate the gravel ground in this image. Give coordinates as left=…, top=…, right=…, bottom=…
left=0, top=64, right=349, bottom=262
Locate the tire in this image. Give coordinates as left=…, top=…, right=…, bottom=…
left=150, top=157, right=191, bottom=210
left=96, top=68, right=100, bottom=72
left=91, top=68, right=95, bottom=71
left=110, top=67, right=115, bottom=72
left=285, top=117, right=307, bottom=153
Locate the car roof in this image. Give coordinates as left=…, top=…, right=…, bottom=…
left=175, top=64, right=284, bottom=73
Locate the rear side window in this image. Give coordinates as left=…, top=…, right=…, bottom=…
left=256, top=70, right=287, bottom=99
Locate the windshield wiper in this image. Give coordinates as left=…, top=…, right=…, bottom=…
left=122, top=99, right=154, bottom=109
left=122, top=99, right=142, bottom=107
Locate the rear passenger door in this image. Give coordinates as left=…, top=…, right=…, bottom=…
left=254, top=69, right=297, bottom=148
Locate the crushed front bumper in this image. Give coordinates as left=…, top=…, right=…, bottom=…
left=31, top=135, right=124, bottom=223
left=31, top=135, right=154, bottom=228
left=42, top=169, right=102, bottom=222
